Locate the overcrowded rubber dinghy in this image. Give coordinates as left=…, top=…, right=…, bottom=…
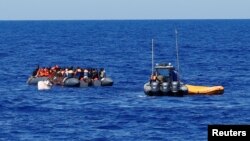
left=27, top=65, right=113, bottom=87
left=27, top=76, right=113, bottom=87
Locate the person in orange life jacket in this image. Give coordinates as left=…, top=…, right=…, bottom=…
left=36, top=67, right=45, bottom=77
left=43, top=67, right=50, bottom=77
left=48, top=68, right=56, bottom=79
left=51, top=65, right=60, bottom=72
left=150, top=71, right=158, bottom=83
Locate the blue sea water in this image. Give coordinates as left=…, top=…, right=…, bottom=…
left=0, top=20, right=250, bottom=141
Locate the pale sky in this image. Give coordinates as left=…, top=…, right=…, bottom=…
left=0, top=0, right=249, bottom=20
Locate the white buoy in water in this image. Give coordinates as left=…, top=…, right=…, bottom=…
left=38, top=80, right=52, bottom=90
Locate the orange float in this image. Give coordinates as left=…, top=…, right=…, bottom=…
left=185, top=84, right=224, bottom=95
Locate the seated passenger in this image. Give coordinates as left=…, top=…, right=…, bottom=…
left=43, top=67, right=50, bottom=77
left=88, top=68, right=93, bottom=78
left=99, top=68, right=106, bottom=79
left=83, top=69, right=89, bottom=79
left=169, top=69, right=179, bottom=81
left=36, top=67, right=45, bottom=77
left=92, top=69, right=99, bottom=80
left=67, top=68, right=74, bottom=78
left=60, top=68, right=66, bottom=78
left=75, top=67, right=82, bottom=79
left=32, top=65, right=40, bottom=76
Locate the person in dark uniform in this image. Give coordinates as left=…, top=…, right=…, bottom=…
left=32, top=65, right=40, bottom=76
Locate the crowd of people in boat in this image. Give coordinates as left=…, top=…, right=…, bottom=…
left=32, top=65, right=107, bottom=81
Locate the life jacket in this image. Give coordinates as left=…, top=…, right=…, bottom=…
left=35, top=69, right=41, bottom=77
left=43, top=69, right=50, bottom=76
left=151, top=75, right=156, bottom=81
left=39, top=69, right=45, bottom=77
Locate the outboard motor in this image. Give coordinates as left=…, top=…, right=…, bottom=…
left=171, top=81, right=180, bottom=93
left=150, top=81, right=160, bottom=93
left=161, top=82, right=169, bottom=93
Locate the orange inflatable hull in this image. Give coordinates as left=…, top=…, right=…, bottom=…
left=185, top=84, right=224, bottom=95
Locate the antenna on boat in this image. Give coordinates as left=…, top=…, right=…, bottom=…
left=175, top=28, right=181, bottom=82
left=151, top=39, right=154, bottom=75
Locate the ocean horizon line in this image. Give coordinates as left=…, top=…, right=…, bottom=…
left=0, top=18, right=250, bottom=21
